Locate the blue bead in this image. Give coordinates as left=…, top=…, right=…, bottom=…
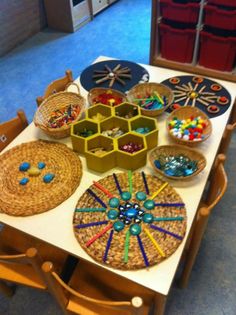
left=121, top=191, right=131, bottom=201
left=143, top=213, right=154, bottom=223
left=136, top=191, right=147, bottom=201
left=38, top=162, right=46, bottom=169
left=129, top=224, right=141, bottom=235
left=143, top=199, right=155, bottom=210
left=43, top=173, right=55, bottom=183
left=125, top=208, right=138, bottom=218
left=107, top=209, right=119, bottom=220
left=109, top=197, right=120, bottom=208
left=113, top=221, right=125, bottom=232
left=19, top=162, right=30, bottom=172
left=19, top=177, right=29, bottom=185
left=154, top=160, right=161, bottom=169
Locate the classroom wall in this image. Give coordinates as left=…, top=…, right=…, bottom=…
left=0, top=0, right=46, bottom=56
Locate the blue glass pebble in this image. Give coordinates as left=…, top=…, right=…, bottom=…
left=19, top=162, right=30, bottom=172
left=107, top=209, right=119, bottom=220
left=38, top=162, right=46, bottom=169
left=126, top=208, right=138, bottom=218
left=143, top=199, right=155, bottom=210
left=113, top=221, right=125, bottom=232
left=121, top=191, right=131, bottom=201
left=154, top=160, right=161, bottom=169
left=43, top=173, right=55, bottom=183
left=129, top=224, right=141, bottom=235
left=143, top=213, right=154, bottom=223
left=136, top=191, right=147, bottom=201
left=19, top=177, right=29, bottom=185
left=109, top=197, right=120, bottom=208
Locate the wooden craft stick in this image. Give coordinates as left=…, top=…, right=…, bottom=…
left=92, top=74, right=108, bottom=78
left=86, top=223, right=113, bottom=247
left=182, top=84, right=189, bottom=89
left=193, top=83, right=199, bottom=91
left=103, top=230, right=114, bottom=262
left=197, top=98, right=209, bottom=106
left=173, top=91, right=186, bottom=97
left=105, top=64, right=112, bottom=73
left=117, top=74, right=132, bottom=79
left=137, top=235, right=149, bottom=267
left=183, top=97, right=190, bottom=106
left=116, top=76, right=126, bottom=85
left=200, top=96, right=215, bottom=103
left=175, top=96, right=188, bottom=103
left=198, top=85, right=206, bottom=93
left=124, top=230, right=130, bottom=263
left=153, top=217, right=184, bottom=222
left=95, top=76, right=110, bottom=84
left=93, top=181, right=114, bottom=198
left=128, top=170, right=133, bottom=194
left=191, top=98, right=196, bottom=107
left=175, top=86, right=189, bottom=92
left=150, top=224, right=183, bottom=241
left=75, top=220, right=109, bottom=229
left=113, top=173, right=123, bottom=195
left=109, top=77, right=116, bottom=87
left=188, top=82, right=193, bottom=90
left=75, top=208, right=106, bottom=213
left=94, top=70, right=108, bottom=74
left=87, top=189, right=107, bottom=208
left=154, top=203, right=185, bottom=207
left=201, top=92, right=215, bottom=96
left=150, top=182, right=168, bottom=200
left=113, top=64, right=121, bottom=72
left=141, top=171, right=149, bottom=195
left=144, top=228, right=165, bottom=257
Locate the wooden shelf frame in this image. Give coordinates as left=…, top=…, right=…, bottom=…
left=149, top=0, right=236, bottom=83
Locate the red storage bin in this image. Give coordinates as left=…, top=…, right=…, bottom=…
left=199, top=31, right=236, bottom=71
left=204, top=5, right=236, bottom=30
left=159, top=23, right=196, bottom=63
left=160, top=0, right=200, bottom=23
left=208, top=0, right=236, bottom=7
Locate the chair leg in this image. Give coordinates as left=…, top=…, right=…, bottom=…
left=153, top=293, right=167, bottom=315
left=0, top=281, right=15, bottom=297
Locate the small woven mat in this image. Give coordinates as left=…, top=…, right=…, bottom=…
left=0, top=140, right=82, bottom=216
left=73, top=172, right=187, bottom=270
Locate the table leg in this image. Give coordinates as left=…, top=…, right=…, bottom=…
left=153, top=293, right=167, bottom=315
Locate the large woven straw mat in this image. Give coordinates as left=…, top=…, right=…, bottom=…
left=73, top=172, right=187, bottom=270
left=0, top=140, right=82, bottom=216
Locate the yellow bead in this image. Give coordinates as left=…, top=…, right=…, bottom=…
left=27, top=166, right=41, bottom=177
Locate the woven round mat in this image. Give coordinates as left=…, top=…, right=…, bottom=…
left=0, top=140, right=82, bottom=216
left=73, top=172, right=187, bottom=270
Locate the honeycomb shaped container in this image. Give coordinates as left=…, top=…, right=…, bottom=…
left=71, top=119, right=99, bottom=154
left=116, top=133, right=147, bottom=170
left=85, top=135, right=116, bottom=173
left=71, top=102, right=158, bottom=172
left=114, top=102, right=140, bottom=119
left=86, top=103, right=112, bottom=122
left=100, top=116, right=129, bottom=138
left=130, top=116, right=158, bottom=150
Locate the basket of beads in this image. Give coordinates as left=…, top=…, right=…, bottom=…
left=149, top=144, right=206, bottom=180
left=34, top=83, right=85, bottom=139
left=166, top=106, right=212, bottom=146
left=126, top=82, right=174, bottom=117
left=87, top=87, right=127, bottom=107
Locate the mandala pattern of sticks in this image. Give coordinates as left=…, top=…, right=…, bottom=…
left=73, top=171, right=187, bottom=270
left=161, top=75, right=231, bottom=118
left=93, top=64, right=132, bottom=88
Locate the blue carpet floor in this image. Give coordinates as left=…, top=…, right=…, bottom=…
left=1, top=0, right=236, bottom=314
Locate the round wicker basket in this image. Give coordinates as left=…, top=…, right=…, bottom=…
left=149, top=144, right=207, bottom=180
left=87, top=87, right=127, bottom=107
left=166, top=106, right=212, bottom=146
left=34, top=83, right=85, bottom=139
left=126, top=82, right=174, bottom=117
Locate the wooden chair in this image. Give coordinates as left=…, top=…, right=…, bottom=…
left=0, top=247, right=46, bottom=297
left=179, top=154, right=227, bottom=288
left=36, top=70, right=73, bottom=106
left=0, top=110, right=28, bottom=152
left=42, top=259, right=154, bottom=315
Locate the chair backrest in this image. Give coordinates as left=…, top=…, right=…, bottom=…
left=0, top=247, right=46, bottom=290
left=36, top=70, right=73, bottom=106
left=0, top=110, right=28, bottom=152
left=179, top=154, right=227, bottom=288
left=218, top=122, right=236, bottom=156
left=42, top=261, right=147, bottom=315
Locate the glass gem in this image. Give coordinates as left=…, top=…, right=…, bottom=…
left=125, top=208, right=138, bottom=218
left=19, top=162, right=30, bottom=172
left=43, top=173, right=55, bottom=183
left=143, top=199, right=155, bottom=210
left=107, top=209, right=119, bottom=220
left=109, top=197, right=120, bottom=208
left=136, top=191, right=147, bottom=201
left=121, top=191, right=131, bottom=201
left=113, top=221, right=125, bottom=231
left=38, top=162, right=46, bottom=169
left=130, top=224, right=142, bottom=235
left=143, top=213, right=154, bottom=223
left=19, top=177, right=29, bottom=185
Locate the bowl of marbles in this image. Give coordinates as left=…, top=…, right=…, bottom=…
left=149, top=144, right=206, bottom=180
left=166, top=106, right=212, bottom=146
left=126, top=82, right=174, bottom=117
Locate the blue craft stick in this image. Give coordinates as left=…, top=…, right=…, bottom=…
left=75, top=220, right=109, bottom=229
left=150, top=224, right=183, bottom=240
left=75, top=208, right=106, bottom=213
left=153, top=217, right=184, bottom=222
left=87, top=189, right=107, bottom=208
left=103, top=230, right=114, bottom=262
left=155, top=203, right=185, bottom=207
left=113, top=173, right=123, bottom=195
left=137, top=235, right=149, bottom=267
left=141, top=171, right=149, bottom=195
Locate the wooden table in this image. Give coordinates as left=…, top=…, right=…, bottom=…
left=1, top=56, right=235, bottom=314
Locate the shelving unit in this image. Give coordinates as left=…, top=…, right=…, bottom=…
left=150, top=0, right=236, bottom=82
left=91, top=0, right=119, bottom=16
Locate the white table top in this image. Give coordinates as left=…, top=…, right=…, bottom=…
left=1, top=56, right=235, bottom=296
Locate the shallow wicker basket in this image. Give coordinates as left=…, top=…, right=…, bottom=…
left=87, top=87, right=127, bottom=107
left=34, top=83, right=85, bottom=139
left=149, top=144, right=206, bottom=180
left=126, top=82, right=174, bottom=117
left=166, top=106, right=212, bottom=146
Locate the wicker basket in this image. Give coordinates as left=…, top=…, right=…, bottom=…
left=126, top=82, right=174, bottom=117
left=166, top=106, right=212, bottom=146
left=34, top=83, right=85, bottom=139
left=87, top=87, right=127, bottom=107
left=149, top=144, right=206, bottom=180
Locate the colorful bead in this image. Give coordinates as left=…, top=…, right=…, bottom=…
left=119, top=142, right=143, bottom=154
left=19, top=162, right=30, bottom=172
left=107, top=209, right=119, bottom=220
left=27, top=166, right=41, bottom=177
left=113, top=220, right=125, bottom=232
left=19, top=177, right=29, bottom=185
left=43, top=173, right=55, bottom=183
left=135, top=191, right=147, bottom=201
left=121, top=191, right=131, bottom=201
left=126, top=208, right=138, bottom=218
left=38, top=162, right=46, bottom=169
left=109, top=197, right=120, bottom=208
left=143, top=213, right=154, bottom=223
left=143, top=199, right=155, bottom=210
left=129, top=224, right=141, bottom=235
